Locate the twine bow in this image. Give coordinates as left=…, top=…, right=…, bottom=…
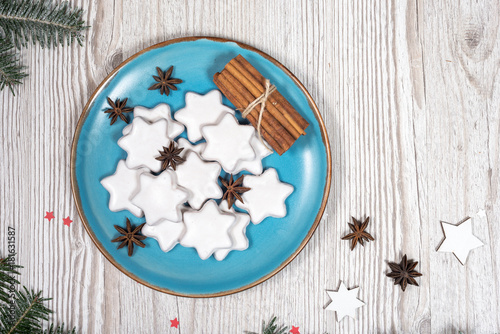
left=241, top=79, right=276, bottom=151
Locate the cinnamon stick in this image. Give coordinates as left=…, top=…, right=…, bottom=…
left=214, top=73, right=286, bottom=155
left=225, top=61, right=301, bottom=140
left=235, top=55, right=309, bottom=131
left=219, top=70, right=293, bottom=151
left=229, top=57, right=305, bottom=136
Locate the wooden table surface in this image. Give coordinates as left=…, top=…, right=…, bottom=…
left=1, top=0, right=500, bottom=333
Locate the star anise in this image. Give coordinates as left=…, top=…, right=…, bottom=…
left=148, top=66, right=182, bottom=95
left=341, top=216, right=375, bottom=250
left=104, top=97, right=133, bottom=125
left=111, top=218, right=147, bottom=256
left=386, top=254, right=422, bottom=291
left=155, top=142, right=185, bottom=170
left=219, top=174, right=251, bottom=209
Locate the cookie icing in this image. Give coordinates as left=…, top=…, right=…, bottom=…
left=100, top=160, right=146, bottom=217
left=176, top=137, right=206, bottom=158
left=122, top=104, right=184, bottom=138
left=180, top=200, right=236, bottom=260
left=235, top=168, right=294, bottom=224
left=231, top=134, right=272, bottom=175
left=174, top=90, right=234, bottom=142
left=214, top=200, right=250, bottom=261
left=131, top=170, right=188, bottom=224
left=201, top=113, right=256, bottom=172
left=118, top=117, right=170, bottom=173
left=142, top=219, right=185, bottom=252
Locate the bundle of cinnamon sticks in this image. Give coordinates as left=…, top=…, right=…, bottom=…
left=213, top=55, right=309, bottom=155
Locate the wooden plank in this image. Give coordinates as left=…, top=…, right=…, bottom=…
left=0, top=0, right=499, bottom=332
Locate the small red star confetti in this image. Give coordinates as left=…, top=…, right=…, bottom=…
left=290, top=326, right=300, bottom=334
left=63, top=216, right=73, bottom=227
left=44, top=211, right=54, bottom=222
left=170, top=318, right=179, bottom=328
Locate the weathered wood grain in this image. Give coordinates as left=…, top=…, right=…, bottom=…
left=1, top=0, right=499, bottom=332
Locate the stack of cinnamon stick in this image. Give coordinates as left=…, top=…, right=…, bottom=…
left=213, top=55, right=309, bottom=155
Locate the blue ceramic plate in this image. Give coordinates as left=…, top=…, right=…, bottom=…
left=71, top=37, right=331, bottom=297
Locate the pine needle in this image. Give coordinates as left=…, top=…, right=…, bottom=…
left=1, top=287, right=51, bottom=333
left=43, top=323, right=77, bottom=334
left=244, top=316, right=289, bottom=334
left=0, top=0, right=89, bottom=94
left=0, top=256, right=77, bottom=333
left=0, top=38, right=27, bottom=94
left=0, top=257, right=22, bottom=304
left=0, top=0, right=88, bottom=48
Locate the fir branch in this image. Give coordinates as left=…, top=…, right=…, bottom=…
left=0, top=0, right=88, bottom=49
left=245, top=316, right=289, bottom=334
left=0, top=257, right=21, bottom=305
left=0, top=256, right=77, bottom=333
left=0, top=287, right=51, bottom=334
left=0, top=38, right=27, bottom=94
left=43, top=323, right=76, bottom=334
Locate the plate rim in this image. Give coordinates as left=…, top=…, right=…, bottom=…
left=70, top=36, right=332, bottom=298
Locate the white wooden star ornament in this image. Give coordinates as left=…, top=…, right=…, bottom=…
left=437, top=217, right=484, bottom=265
left=325, top=281, right=365, bottom=322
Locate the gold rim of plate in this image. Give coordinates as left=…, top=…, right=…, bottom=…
left=70, top=36, right=332, bottom=298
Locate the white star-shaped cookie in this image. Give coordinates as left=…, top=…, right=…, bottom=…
left=118, top=117, right=170, bottom=172
left=131, top=170, right=188, bottom=224
left=232, top=134, right=273, bottom=175
left=180, top=200, right=236, bottom=260
left=214, top=201, right=250, bottom=261
left=142, top=219, right=185, bottom=252
left=122, top=103, right=184, bottom=138
left=201, top=113, right=256, bottom=172
left=235, top=168, right=294, bottom=224
left=174, top=90, right=234, bottom=142
left=174, top=150, right=222, bottom=210
left=177, top=137, right=206, bottom=158
left=437, top=217, right=484, bottom=265
left=326, top=282, right=365, bottom=322
left=100, top=160, right=146, bottom=217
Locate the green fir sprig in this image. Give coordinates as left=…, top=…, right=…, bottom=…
left=0, top=0, right=88, bottom=94
left=0, top=256, right=76, bottom=334
left=0, top=256, right=21, bottom=305
left=245, top=316, right=289, bottom=334
left=0, top=37, right=27, bottom=94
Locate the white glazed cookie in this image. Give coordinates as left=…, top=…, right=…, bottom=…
left=118, top=117, right=170, bottom=173
left=174, top=90, right=234, bottom=142
left=131, top=170, right=188, bottom=225
left=142, top=219, right=186, bottom=253
left=235, top=168, right=294, bottom=224
left=100, top=160, right=147, bottom=217
left=176, top=137, right=206, bottom=158
left=180, top=200, right=236, bottom=260
left=214, top=200, right=250, bottom=261
left=201, top=113, right=256, bottom=173
left=231, top=134, right=273, bottom=175
left=122, top=104, right=185, bottom=138
left=174, top=151, right=222, bottom=210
